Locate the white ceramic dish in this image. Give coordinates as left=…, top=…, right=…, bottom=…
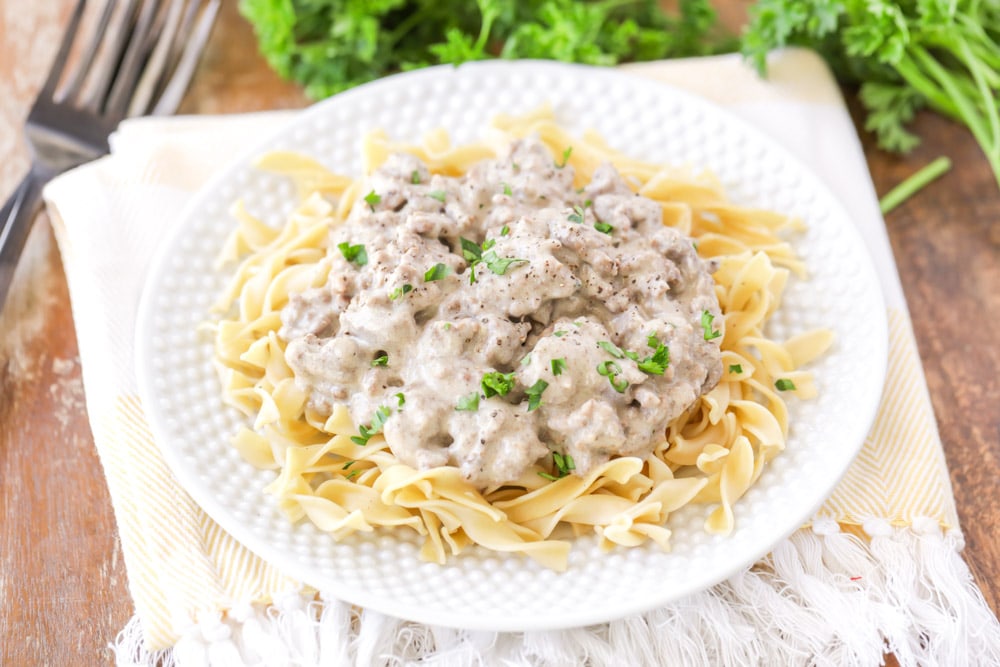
left=135, top=61, right=887, bottom=631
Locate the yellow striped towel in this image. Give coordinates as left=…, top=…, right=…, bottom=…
left=43, top=49, right=1000, bottom=666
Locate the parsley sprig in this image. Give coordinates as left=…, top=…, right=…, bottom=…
left=337, top=242, right=367, bottom=266
left=351, top=406, right=392, bottom=446
left=460, top=235, right=526, bottom=284
left=242, top=0, right=726, bottom=101
left=742, top=0, right=1000, bottom=191
left=481, top=371, right=516, bottom=398
left=525, top=379, right=548, bottom=411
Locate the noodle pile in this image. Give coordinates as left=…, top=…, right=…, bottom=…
left=212, top=108, right=832, bottom=571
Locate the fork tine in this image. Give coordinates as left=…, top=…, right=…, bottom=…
left=82, top=0, right=140, bottom=112
left=126, top=0, right=187, bottom=117
left=151, top=0, right=220, bottom=116
left=39, top=0, right=88, bottom=98
left=60, top=0, right=116, bottom=102
left=104, top=0, right=165, bottom=117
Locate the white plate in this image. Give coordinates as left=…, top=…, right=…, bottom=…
left=135, top=61, right=887, bottom=631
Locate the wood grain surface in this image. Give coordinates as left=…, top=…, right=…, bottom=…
left=0, top=2, right=996, bottom=664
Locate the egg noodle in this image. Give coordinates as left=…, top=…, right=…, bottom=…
left=211, top=107, right=833, bottom=571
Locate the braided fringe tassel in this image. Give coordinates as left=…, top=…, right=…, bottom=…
left=113, top=521, right=1000, bottom=666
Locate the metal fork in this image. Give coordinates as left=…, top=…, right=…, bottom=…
left=0, top=0, right=220, bottom=313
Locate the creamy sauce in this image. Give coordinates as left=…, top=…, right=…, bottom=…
left=281, top=139, right=723, bottom=488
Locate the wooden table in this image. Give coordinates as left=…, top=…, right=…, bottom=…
left=1, top=2, right=997, bottom=663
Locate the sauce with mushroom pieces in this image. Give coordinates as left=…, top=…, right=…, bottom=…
left=281, top=139, right=723, bottom=488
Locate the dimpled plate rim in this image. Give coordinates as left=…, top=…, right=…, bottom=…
left=135, top=60, right=888, bottom=632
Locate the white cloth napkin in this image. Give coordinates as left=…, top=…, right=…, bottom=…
left=43, top=50, right=1000, bottom=666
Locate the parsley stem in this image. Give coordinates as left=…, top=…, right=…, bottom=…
left=879, top=157, right=952, bottom=215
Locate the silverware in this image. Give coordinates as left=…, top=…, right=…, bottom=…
left=0, top=0, right=220, bottom=313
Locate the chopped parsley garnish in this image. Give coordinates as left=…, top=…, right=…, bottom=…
left=394, top=392, right=406, bottom=408
left=500, top=225, right=510, bottom=236
left=775, top=378, right=797, bottom=391
left=557, top=146, right=573, bottom=168
left=597, top=360, right=628, bottom=393
left=428, top=190, right=447, bottom=202
left=593, top=221, right=613, bottom=234
left=538, top=472, right=559, bottom=481
left=363, top=190, right=381, bottom=211
left=567, top=205, right=585, bottom=224
left=342, top=460, right=355, bottom=470
left=729, top=364, right=743, bottom=374
left=481, top=371, right=516, bottom=398
left=551, top=358, right=567, bottom=376
left=501, top=182, right=512, bottom=196
left=350, top=405, right=391, bottom=446
left=460, top=237, right=482, bottom=262
left=636, top=334, right=670, bottom=375
left=525, top=379, right=548, bottom=411
left=424, top=263, right=451, bottom=282
left=520, top=354, right=531, bottom=366
left=482, top=250, right=527, bottom=276
left=553, top=330, right=567, bottom=338
left=337, top=242, right=368, bottom=266
left=461, top=237, right=522, bottom=283
left=371, top=354, right=388, bottom=367
left=388, top=283, right=413, bottom=300
left=597, top=340, right=626, bottom=359
left=701, top=311, right=722, bottom=340
left=411, top=170, right=421, bottom=184
left=552, top=452, right=576, bottom=477
left=455, top=391, right=480, bottom=411
left=345, top=470, right=360, bottom=481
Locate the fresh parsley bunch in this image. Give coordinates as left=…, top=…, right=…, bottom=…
left=742, top=0, right=1000, bottom=188
left=239, top=0, right=729, bottom=99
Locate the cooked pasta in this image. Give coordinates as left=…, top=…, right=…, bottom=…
left=211, top=108, right=832, bottom=571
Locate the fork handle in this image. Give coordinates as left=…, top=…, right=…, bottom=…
left=0, top=168, right=51, bottom=315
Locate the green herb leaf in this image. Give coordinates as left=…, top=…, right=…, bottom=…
left=429, top=190, right=447, bottom=202
left=537, top=471, right=559, bottom=482
left=501, top=182, right=513, bottom=196
left=456, top=391, right=480, bottom=411
left=557, top=146, right=573, bottom=168
left=701, top=310, right=722, bottom=340
left=395, top=392, right=406, bottom=407
left=460, top=237, right=482, bottom=262
left=597, top=341, right=625, bottom=359
left=596, top=360, right=628, bottom=393
left=346, top=469, right=360, bottom=480
left=411, top=170, right=422, bottom=184
left=424, top=263, right=451, bottom=282
left=552, top=451, right=576, bottom=477
left=388, top=283, right=413, bottom=300
left=337, top=242, right=368, bottom=266
left=350, top=405, right=392, bottom=446
left=481, top=371, right=516, bottom=398
left=525, top=379, right=548, bottom=411
left=371, top=354, right=388, bottom=367
left=593, top=221, right=613, bottom=234
left=551, top=358, right=567, bottom=376
left=500, top=225, right=510, bottom=236
left=553, top=330, right=567, bottom=338
left=567, top=205, right=585, bottom=224
left=729, top=364, right=743, bottom=374
left=363, top=190, right=381, bottom=211
left=482, top=250, right=527, bottom=276
left=520, top=354, right=531, bottom=366
left=775, top=378, right=796, bottom=391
